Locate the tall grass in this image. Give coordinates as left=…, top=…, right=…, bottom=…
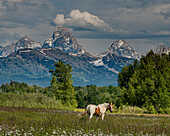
left=0, top=108, right=169, bottom=135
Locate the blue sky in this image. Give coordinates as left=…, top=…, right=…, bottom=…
left=0, top=0, right=170, bottom=54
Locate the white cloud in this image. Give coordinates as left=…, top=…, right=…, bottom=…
left=53, top=14, right=65, bottom=25
left=53, top=9, right=114, bottom=32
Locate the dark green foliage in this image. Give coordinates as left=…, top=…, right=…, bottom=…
left=49, top=60, right=77, bottom=108
left=117, top=59, right=138, bottom=89
left=118, top=50, right=170, bottom=113
left=75, top=85, right=121, bottom=108
left=0, top=81, right=52, bottom=96
left=1, top=81, right=35, bottom=93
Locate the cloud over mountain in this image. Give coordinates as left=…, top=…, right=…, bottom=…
left=53, top=9, right=114, bottom=32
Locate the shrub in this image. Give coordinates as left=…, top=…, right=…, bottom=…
left=117, top=105, right=146, bottom=114
left=158, top=107, right=165, bottom=114
left=0, top=92, right=68, bottom=110
left=164, top=107, right=170, bottom=114
left=148, top=105, right=157, bottom=114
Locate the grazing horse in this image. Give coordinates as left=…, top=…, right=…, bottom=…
left=78, top=103, right=113, bottom=122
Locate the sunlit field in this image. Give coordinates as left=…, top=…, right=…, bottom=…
left=0, top=107, right=169, bottom=136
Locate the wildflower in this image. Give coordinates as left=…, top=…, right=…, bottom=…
left=53, top=130, right=57, bottom=134
left=27, top=132, right=33, bottom=135
left=30, top=127, right=35, bottom=131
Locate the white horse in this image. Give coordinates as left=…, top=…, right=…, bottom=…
left=78, top=103, right=113, bottom=122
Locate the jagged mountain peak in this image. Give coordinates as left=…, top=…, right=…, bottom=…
left=53, top=26, right=77, bottom=45
left=53, top=25, right=73, bottom=37
left=15, top=36, right=42, bottom=51
left=111, top=40, right=132, bottom=49
left=43, top=25, right=78, bottom=49
left=16, top=36, right=34, bottom=48
left=19, top=35, right=32, bottom=41
left=99, top=40, right=141, bottom=60
left=43, top=25, right=95, bottom=58
left=0, top=36, right=42, bottom=57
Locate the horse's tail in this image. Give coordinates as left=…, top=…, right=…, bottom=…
left=77, top=106, right=90, bottom=117
left=77, top=110, right=87, bottom=116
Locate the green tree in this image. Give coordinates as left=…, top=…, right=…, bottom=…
left=118, top=50, right=170, bottom=113
left=75, top=86, right=88, bottom=108
left=118, top=59, right=138, bottom=89
left=49, top=60, right=77, bottom=108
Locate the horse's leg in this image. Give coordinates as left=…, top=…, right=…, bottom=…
left=89, top=113, right=94, bottom=122
left=101, top=114, right=105, bottom=121
left=95, top=116, right=99, bottom=122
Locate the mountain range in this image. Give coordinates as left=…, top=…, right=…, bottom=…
left=0, top=26, right=141, bottom=87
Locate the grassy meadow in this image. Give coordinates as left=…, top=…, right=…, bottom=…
left=0, top=107, right=169, bottom=135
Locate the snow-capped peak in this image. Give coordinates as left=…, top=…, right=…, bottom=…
left=99, top=40, right=141, bottom=60
left=111, top=40, right=131, bottom=49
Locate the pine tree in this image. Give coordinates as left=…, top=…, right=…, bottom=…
left=49, top=60, right=77, bottom=108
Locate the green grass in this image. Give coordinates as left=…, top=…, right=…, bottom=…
left=0, top=107, right=169, bottom=135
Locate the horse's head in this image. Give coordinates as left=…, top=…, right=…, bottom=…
left=108, top=103, right=113, bottom=112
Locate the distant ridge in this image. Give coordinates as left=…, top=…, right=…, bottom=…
left=0, top=26, right=142, bottom=86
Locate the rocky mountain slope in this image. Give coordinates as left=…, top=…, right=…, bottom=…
left=0, top=42, right=16, bottom=57
left=0, top=26, right=141, bottom=86
left=0, top=48, right=117, bottom=86
left=90, top=40, right=141, bottom=73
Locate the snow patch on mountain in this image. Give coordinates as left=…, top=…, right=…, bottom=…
left=90, top=58, right=120, bottom=73
left=90, top=59, right=104, bottom=66
left=108, top=68, right=119, bottom=74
